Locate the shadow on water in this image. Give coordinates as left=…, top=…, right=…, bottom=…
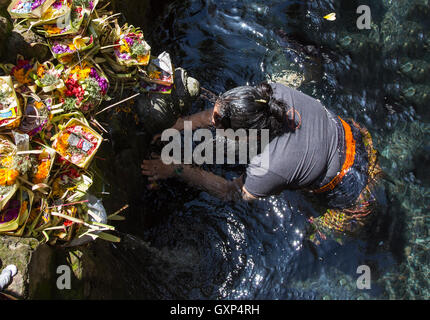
left=93, top=0, right=429, bottom=299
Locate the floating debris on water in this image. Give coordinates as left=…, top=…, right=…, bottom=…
left=323, top=13, right=336, bottom=21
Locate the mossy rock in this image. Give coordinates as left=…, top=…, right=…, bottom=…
left=3, top=24, right=50, bottom=63
left=0, top=1, right=11, bottom=9
left=0, top=5, right=13, bottom=60
left=111, top=0, right=152, bottom=31
left=28, top=240, right=147, bottom=300
left=0, top=236, right=40, bottom=299
left=136, top=68, right=201, bottom=135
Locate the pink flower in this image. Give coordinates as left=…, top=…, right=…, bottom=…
left=52, top=1, right=63, bottom=9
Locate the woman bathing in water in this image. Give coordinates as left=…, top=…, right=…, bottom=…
left=141, top=82, right=382, bottom=242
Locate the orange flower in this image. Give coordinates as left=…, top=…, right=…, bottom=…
left=148, top=70, right=161, bottom=80
left=55, top=132, right=71, bottom=155
left=13, top=68, right=32, bottom=85
left=138, top=54, right=150, bottom=65
left=33, top=159, right=51, bottom=184
left=37, top=66, right=45, bottom=78
left=0, top=168, right=19, bottom=186
left=34, top=101, right=44, bottom=110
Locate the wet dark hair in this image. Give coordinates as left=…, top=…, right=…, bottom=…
left=214, top=82, right=298, bottom=138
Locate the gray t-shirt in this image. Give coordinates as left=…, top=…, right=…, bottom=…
left=244, top=83, right=341, bottom=197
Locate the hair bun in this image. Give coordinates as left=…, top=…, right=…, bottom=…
left=255, top=82, right=273, bottom=102
left=255, top=82, right=285, bottom=122
left=268, top=99, right=285, bottom=122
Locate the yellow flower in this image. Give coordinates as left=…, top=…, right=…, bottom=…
left=42, top=7, right=54, bottom=20
left=44, top=25, right=63, bottom=35
left=80, top=68, right=91, bottom=79
left=1, top=156, right=13, bottom=168
left=73, top=36, right=89, bottom=50
left=119, top=39, right=130, bottom=53
left=70, top=65, right=92, bottom=80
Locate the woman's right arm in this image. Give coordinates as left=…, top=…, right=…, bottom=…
left=152, top=108, right=214, bottom=143
left=172, top=108, right=214, bottom=131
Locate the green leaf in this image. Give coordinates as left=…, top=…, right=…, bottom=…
left=107, top=215, right=125, bottom=221
left=97, top=232, right=121, bottom=243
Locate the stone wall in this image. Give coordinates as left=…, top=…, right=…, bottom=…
left=0, top=236, right=38, bottom=298
left=0, top=1, right=50, bottom=63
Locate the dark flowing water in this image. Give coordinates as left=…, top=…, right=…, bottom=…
left=96, top=0, right=430, bottom=299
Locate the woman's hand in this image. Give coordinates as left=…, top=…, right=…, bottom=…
left=141, top=153, right=176, bottom=181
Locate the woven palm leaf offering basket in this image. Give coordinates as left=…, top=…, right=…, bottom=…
left=0, top=76, right=23, bottom=130
left=32, top=61, right=65, bottom=93
left=95, top=22, right=152, bottom=92
left=0, top=136, right=20, bottom=211
left=49, top=35, right=96, bottom=62
left=139, top=51, right=175, bottom=94
left=52, top=118, right=102, bottom=169
left=35, top=0, right=99, bottom=38
left=0, top=0, right=127, bottom=246
left=18, top=98, right=51, bottom=137
left=0, top=0, right=182, bottom=246
left=28, top=0, right=73, bottom=27
left=7, top=0, right=56, bottom=19
left=61, top=60, right=109, bottom=113
left=0, top=186, right=34, bottom=237
left=113, top=24, right=151, bottom=67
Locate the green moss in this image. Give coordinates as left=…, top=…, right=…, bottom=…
left=0, top=236, right=40, bottom=298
